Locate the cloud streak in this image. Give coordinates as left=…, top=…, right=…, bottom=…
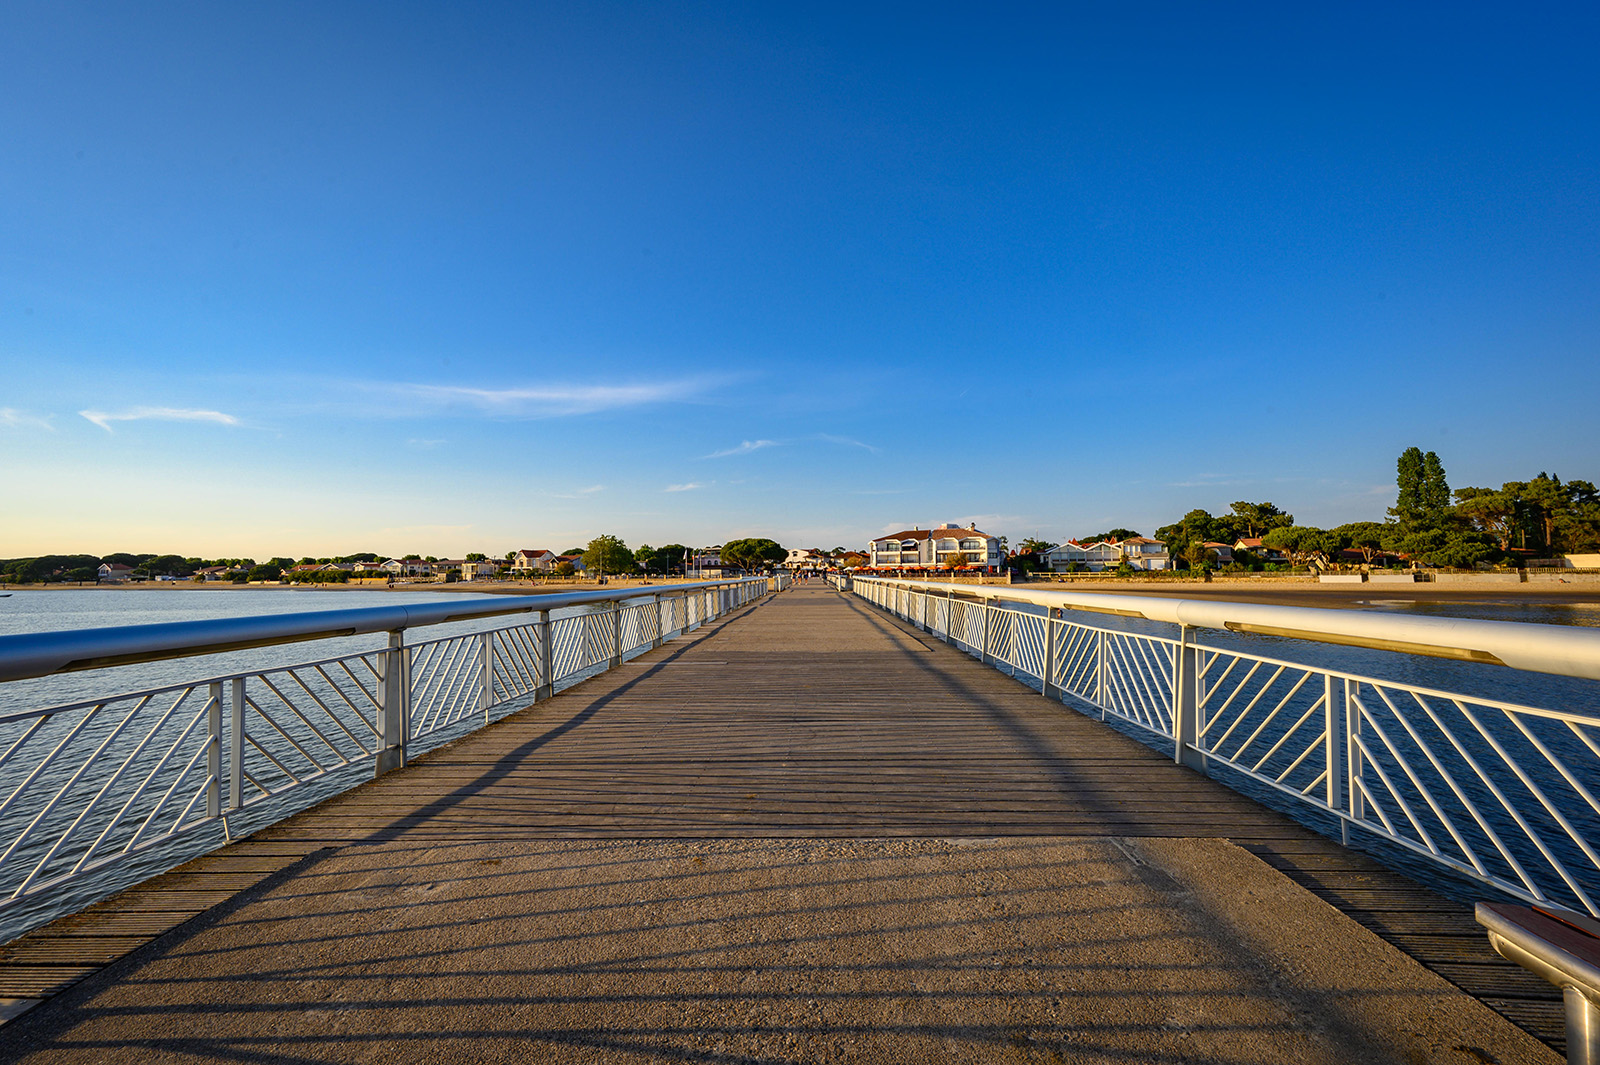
left=79, top=407, right=240, bottom=433
left=0, top=408, right=53, bottom=431
left=374, top=379, right=710, bottom=419
left=664, top=482, right=705, bottom=492
left=705, top=439, right=777, bottom=458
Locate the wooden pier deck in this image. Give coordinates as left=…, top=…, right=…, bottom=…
left=0, top=584, right=1567, bottom=1061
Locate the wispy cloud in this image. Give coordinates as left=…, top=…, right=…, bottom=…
left=705, top=439, right=777, bottom=459
left=1166, top=472, right=1245, bottom=488
left=664, top=482, right=705, bottom=492
left=79, top=407, right=240, bottom=433
left=551, top=484, right=607, bottom=499
left=0, top=408, right=53, bottom=431
left=375, top=379, right=710, bottom=419
left=816, top=433, right=880, bottom=454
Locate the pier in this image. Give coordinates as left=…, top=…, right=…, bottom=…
left=0, top=583, right=1577, bottom=1062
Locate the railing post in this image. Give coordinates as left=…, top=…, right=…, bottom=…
left=651, top=595, right=663, bottom=650
left=1325, top=673, right=1346, bottom=818
left=1346, top=679, right=1364, bottom=845
left=1096, top=629, right=1108, bottom=715
left=375, top=630, right=407, bottom=776
left=980, top=598, right=993, bottom=665
left=1042, top=610, right=1058, bottom=700
left=536, top=611, right=553, bottom=700
left=609, top=600, right=622, bottom=668
left=480, top=631, right=494, bottom=725
left=229, top=677, right=245, bottom=810
left=1173, top=625, right=1206, bottom=770
left=206, top=681, right=222, bottom=819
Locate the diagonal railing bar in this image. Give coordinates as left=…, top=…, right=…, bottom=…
left=108, top=730, right=213, bottom=865
left=252, top=672, right=355, bottom=765
left=243, top=690, right=333, bottom=777
left=294, top=666, right=378, bottom=753
left=846, top=574, right=1600, bottom=915
left=1371, top=685, right=1505, bottom=879
left=26, top=693, right=208, bottom=890
left=1450, top=701, right=1600, bottom=907
left=71, top=703, right=212, bottom=877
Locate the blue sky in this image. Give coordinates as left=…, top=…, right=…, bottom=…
left=3, top=3, right=1597, bottom=559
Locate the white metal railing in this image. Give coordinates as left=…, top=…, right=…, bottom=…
left=0, top=578, right=778, bottom=929
left=844, top=575, right=1600, bottom=917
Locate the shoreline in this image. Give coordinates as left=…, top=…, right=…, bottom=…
left=6, top=576, right=1600, bottom=609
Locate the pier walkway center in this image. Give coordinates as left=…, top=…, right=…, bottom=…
left=0, top=583, right=1575, bottom=1063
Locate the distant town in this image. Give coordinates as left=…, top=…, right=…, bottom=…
left=4, top=450, right=1597, bottom=585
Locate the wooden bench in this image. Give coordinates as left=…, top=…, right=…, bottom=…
left=1477, top=901, right=1600, bottom=1064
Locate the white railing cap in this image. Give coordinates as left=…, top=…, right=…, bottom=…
left=858, top=577, right=1600, bottom=682
left=0, top=579, right=763, bottom=683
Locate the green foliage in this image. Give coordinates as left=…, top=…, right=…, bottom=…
left=1079, top=529, right=1139, bottom=544
left=582, top=535, right=634, bottom=576
left=1332, top=521, right=1398, bottom=563
left=1017, top=537, right=1055, bottom=555
left=465, top=552, right=486, bottom=561
left=654, top=544, right=692, bottom=574
left=1392, top=446, right=1450, bottom=528
left=945, top=551, right=971, bottom=571
left=1228, top=501, right=1293, bottom=539
left=247, top=564, right=282, bottom=581
left=142, top=554, right=194, bottom=577
left=552, top=561, right=577, bottom=577
left=721, top=538, right=785, bottom=570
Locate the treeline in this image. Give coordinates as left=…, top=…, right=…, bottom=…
left=1152, top=449, right=1600, bottom=571
left=0, top=551, right=391, bottom=585
left=574, top=536, right=786, bottom=576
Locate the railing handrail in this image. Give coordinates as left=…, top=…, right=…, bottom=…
left=852, top=576, right=1600, bottom=683
left=0, top=579, right=767, bottom=683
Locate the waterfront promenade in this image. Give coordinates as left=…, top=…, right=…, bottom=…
left=0, top=585, right=1567, bottom=1062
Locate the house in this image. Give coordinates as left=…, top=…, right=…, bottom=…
left=554, top=555, right=586, bottom=574
left=510, top=549, right=558, bottom=574
left=97, top=563, right=135, bottom=582
left=196, top=565, right=233, bottom=582
left=380, top=559, right=433, bottom=577
left=1118, top=537, right=1171, bottom=571
left=837, top=551, right=868, bottom=569
left=1041, top=537, right=1169, bottom=572
left=1232, top=538, right=1285, bottom=563
left=1202, top=542, right=1235, bottom=565
left=784, top=548, right=826, bottom=570
left=1041, top=540, right=1121, bottom=572
left=867, top=524, right=1003, bottom=573
left=460, top=559, right=499, bottom=580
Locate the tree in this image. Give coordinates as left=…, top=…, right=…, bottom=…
left=465, top=552, right=486, bottom=562
left=1453, top=486, right=1523, bottom=552
left=582, top=535, right=633, bottom=577
left=1228, top=502, right=1293, bottom=539
left=143, top=554, right=194, bottom=577
left=1079, top=529, right=1140, bottom=544
left=1155, top=511, right=1220, bottom=563
left=1017, top=538, right=1055, bottom=555
left=653, top=544, right=691, bottom=574
left=1421, top=452, right=1451, bottom=516
left=1333, top=521, right=1398, bottom=564
left=945, top=551, right=971, bottom=571
left=247, top=563, right=283, bottom=582
left=722, top=538, right=785, bottom=570
left=1263, top=526, right=1334, bottom=569
left=1391, top=447, right=1449, bottom=528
